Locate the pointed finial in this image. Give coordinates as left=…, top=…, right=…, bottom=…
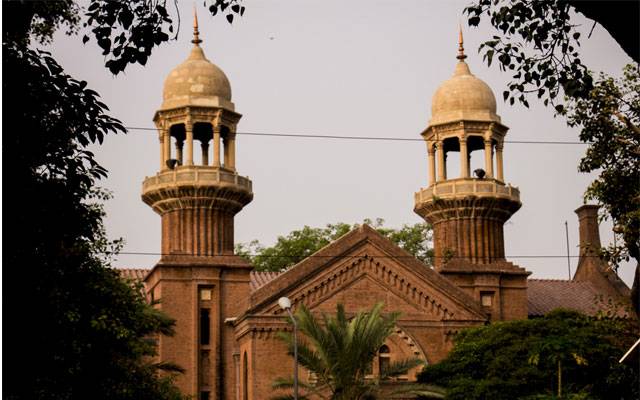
left=457, top=24, right=467, bottom=61
left=192, top=5, right=202, bottom=45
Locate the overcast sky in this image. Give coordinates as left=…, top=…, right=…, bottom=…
left=49, top=0, right=634, bottom=285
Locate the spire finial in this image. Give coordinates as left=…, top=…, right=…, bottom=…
left=192, top=5, right=202, bottom=46
left=457, top=24, right=467, bottom=61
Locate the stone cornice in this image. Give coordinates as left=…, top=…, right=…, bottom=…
left=153, top=105, right=241, bottom=128
left=421, top=120, right=509, bottom=141
left=263, top=254, right=455, bottom=320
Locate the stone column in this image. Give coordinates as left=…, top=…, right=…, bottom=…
left=162, top=128, right=171, bottom=170
left=460, top=137, right=469, bottom=178
left=228, top=132, right=236, bottom=171
left=213, top=125, right=221, bottom=167
left=185, top=121, right=194, bottom=166
left=484, top=140, right=493, bottom=178
left=427, top=143, right=436, bottom=185
left=202, top=142, right=209, bottom=166
left=223, top=135, right=230, bottom=169
left=436, top=140, right=446, bottom=181
left=176, top=140, right=184, bottom=164
left=496, top=142, right=504, bottom=181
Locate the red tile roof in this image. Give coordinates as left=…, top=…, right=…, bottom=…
left=527, top=278, right=619, bottom=317
left=116, top=268, right=150, bottom=282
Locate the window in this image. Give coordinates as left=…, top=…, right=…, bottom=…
left=378, top=345, right=390, bottom=376
left=365, top=361, right=373, bottom=376
left=481, top=292, right=494, bottom=307
left=243, top=352, right=248, bottom=400
left=200, top=288, right=212, bottom=301
left=200, top=309, right=210, bottom=345
left=200, top=392, right=209, bottom=400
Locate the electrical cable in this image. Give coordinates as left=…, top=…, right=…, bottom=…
left=123, top=126, right=590, bottom=145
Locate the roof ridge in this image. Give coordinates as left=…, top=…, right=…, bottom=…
left=529, top=278, right=574, bottom=282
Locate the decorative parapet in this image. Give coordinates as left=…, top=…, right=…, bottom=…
left=141, top=165, right=253, bottom=215
left=414, top=178, right=519, bottom=204
left=142, top=165, right=252, bottom=193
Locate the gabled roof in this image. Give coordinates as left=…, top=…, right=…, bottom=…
left=247, top=224, right=488, bottom=320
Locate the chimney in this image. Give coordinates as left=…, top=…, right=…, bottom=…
left=575, top=204, right=602, bottom=260
left=573, top=204, right=630, bottom=298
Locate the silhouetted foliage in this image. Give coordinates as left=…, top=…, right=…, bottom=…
left=465, top=0, right=638, bottom=109
left=418, top=310, right=639, bottom=400
left=0, top=0, right=234, bottom=398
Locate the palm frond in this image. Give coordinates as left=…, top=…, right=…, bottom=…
left=393, top=384, right=446, bottom=399
left=271, top=377, right=328, bottom=400
left=151, top=361, right=185, bottom=373
left=273, top=302, right=427, bottom=399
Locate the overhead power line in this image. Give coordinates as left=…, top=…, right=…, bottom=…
left=123, top=126, right=590, bottom=145
left=114, top=251, right=592, bottom=259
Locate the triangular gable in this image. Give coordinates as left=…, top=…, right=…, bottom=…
left=247, top=225, right=487, bottom=321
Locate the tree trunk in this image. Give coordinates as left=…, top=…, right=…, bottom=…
left=632, top=262, right=640, bottom=316
left=557, top=359, right=562, bottom=398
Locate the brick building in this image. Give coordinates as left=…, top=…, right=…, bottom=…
left=120, top=20, right=632, bottom=400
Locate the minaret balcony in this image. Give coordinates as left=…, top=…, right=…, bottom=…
left=142, top=165, right=253, bottom=215
left=414, top=177, right=519, bottom=204
left=143, top=165, right=252, bottom=194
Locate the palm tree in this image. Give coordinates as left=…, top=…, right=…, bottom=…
left=271, top=302, right=444, bottom=400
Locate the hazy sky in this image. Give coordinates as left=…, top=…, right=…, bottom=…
left=49, top=0, right=634, bottom=284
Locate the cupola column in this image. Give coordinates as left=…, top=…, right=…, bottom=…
left=427, top=142, right=436, bottom=185
left=436, top=140, right=446, bottom=181
left=460, top=137, right=469, bottom=178
left=484, top=139, right=493, bottom=178
left=162, top=127, right=170, bottom=169
left=158, top=135, right=164, bottom=169
left=185, top=120, right=194, bottom=166
left=228, top=130, right=236, bottom=171
left=202, top=142, right=209, bottom=165
left=175, top=139, right=184, bottom=164
left=213, top=125, right=221, bottom=167
left=496, top=142, right=504, bottom=181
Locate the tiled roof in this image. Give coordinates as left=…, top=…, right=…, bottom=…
left=250, top=270, right=282, bottom=291
left=117, top=268, right=150, bottom=282
left=527, top=279, right=604, bottom=317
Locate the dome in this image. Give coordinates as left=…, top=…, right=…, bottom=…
left=429, top=60, right=500, bottom=126
left=161, top=45, right=234, bottom=111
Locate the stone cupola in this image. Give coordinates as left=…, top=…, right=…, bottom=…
left=142, top=11, right=253, bottom=258
left=414, top=29, right=529, bottom=321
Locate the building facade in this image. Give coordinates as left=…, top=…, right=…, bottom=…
left=121, top=19, right=632, bottom=400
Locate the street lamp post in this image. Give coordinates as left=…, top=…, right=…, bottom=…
left=278, top=296, right=298, bottom=400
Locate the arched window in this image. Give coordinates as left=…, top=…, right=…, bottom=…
left=242, top=351, right=248, bottom=400
left=378, top=344, right=390, bottom=376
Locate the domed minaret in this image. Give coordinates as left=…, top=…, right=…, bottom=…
left=142, top=12, right=252, bottom=257
left=414, top=30, right=529, bottom=321
left=142, top=12, right=252, bottom=399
